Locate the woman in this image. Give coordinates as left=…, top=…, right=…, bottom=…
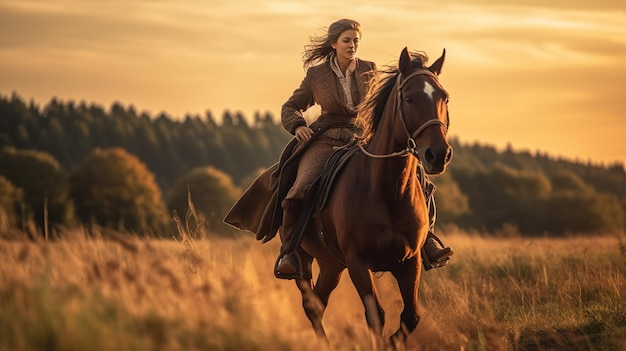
left=275, top=19, right=452, bottom=277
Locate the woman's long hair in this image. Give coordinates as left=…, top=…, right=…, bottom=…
left=302, top=19, right=362, bottom=68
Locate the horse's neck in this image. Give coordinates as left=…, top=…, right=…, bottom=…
left=364, top=85, right=422, bottom=200
left=367, top=95, right=404, bottom=153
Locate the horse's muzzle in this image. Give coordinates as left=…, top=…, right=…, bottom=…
left=423, top=145, right=453, bottom=174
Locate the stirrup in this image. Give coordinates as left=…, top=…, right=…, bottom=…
left=422, top=249, right=450, bottom=271
left=274, top=252, right=304, bottom=280
left=422, top=232, right=452, bottom=271
left=423, top=256, right=450, bottom=271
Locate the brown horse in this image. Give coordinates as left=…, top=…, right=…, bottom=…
left=289, top=47, right=452, bottom=347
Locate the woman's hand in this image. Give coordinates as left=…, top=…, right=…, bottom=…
left=295, top=126, right=314, bottom=142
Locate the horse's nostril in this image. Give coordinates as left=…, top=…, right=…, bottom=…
left=425, top=148, right=436, bottom=163
left=445, top=147, right=453, bottom=163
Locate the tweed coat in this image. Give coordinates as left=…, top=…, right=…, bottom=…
left=224, top=58, right=377, bottom=242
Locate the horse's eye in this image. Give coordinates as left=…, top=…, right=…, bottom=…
left=404, top=96, right=413, bottom=104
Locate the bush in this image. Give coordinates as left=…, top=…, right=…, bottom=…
left=0, top=175, right=23, bottom=228
left=70, top=148, right=168, bottom=234
left=0, top=147, right=75, bottom=229
left=167, top=166, right=241, bottom=236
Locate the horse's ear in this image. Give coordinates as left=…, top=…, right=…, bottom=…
left=399, top=47, right=412, bottom=75
left=429, top=48, right=446, bottom=76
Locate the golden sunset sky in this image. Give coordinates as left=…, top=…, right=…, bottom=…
left=1, top=0, right=625, bottom=166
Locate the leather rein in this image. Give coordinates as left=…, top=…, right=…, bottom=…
left=358, top=69, right=448, bottom=159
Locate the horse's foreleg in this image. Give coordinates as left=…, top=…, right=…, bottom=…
left=346, top=255, right=385, bottom=335
left=390, top=257, right=421, bottom=344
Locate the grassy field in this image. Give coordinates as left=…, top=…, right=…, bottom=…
left=0, top=226, right=625, bottom=351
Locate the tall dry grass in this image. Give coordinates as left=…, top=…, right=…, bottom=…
left=0, top=223, right=625, bottom=351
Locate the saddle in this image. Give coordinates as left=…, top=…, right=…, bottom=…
left=282, top=141, right=359, bottom=257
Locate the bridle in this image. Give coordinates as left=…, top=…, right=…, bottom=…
left=358, top=69, right=449, bottom=159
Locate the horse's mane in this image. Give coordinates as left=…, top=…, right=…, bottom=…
left=355, top=51, right=429, bottom=143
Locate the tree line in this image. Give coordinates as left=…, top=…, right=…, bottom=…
left=1, top=91, right=625, bottom=237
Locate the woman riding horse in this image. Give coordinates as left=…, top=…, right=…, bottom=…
left=224, top=19, right=453, bottom=279
left=226, top=42, right=455, bottom=346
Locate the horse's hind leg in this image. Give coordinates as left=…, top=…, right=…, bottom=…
left=313, top=261, right=344, bottom=307
left=295, top=260, right=344, bottom=344
left=296, top=278, right=327, bottom=340
left=294, top=252, right=332, bottom=344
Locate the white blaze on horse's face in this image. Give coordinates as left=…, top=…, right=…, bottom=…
left=423, top=81, right=435, bottom=101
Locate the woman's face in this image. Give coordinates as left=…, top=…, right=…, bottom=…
left=332, top=29, right=360, bottom=62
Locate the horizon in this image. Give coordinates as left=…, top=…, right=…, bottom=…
left=1, top=0, right=625, bottom=166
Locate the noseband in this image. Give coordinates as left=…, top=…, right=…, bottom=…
left=358, top=69, right=449, bottom=159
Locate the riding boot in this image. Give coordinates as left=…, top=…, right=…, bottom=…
left=422, top=231, right=454, bottom=270
left=275, top=198, right=303, bottom=278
